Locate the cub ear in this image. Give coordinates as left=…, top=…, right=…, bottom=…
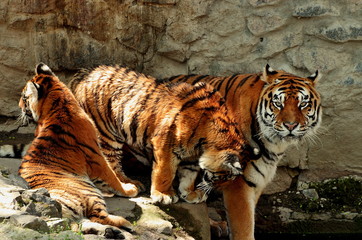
left=307, top=70, right=321, bottom=85
left=224, top=153, right=243, bottom=175
left=262, top=64, right=278, bottom=84
left=35, top=63, right=55, bottom=76
left=241, top=143, right=261, bottom=161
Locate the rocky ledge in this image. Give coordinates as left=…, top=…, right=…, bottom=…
left=0, top=158, right=213, bottom=240
left=1, top=156, right=362, bottom=240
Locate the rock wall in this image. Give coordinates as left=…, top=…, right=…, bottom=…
left=0, top=0, right=361, bottom=189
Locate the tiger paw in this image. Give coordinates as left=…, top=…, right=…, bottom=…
left=151, top=190, right=179, bottom=204
left=121, top=183, right=139, bottom=198
left=80, top=221, right=125, bottom=239
left=180, top=189, right=208, bottom=204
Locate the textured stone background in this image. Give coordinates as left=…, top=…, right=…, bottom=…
left=0, top=0, right=361, bottom=191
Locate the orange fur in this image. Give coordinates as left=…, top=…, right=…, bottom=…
left=169, top=65, right=322, bottom=239
left=69, top=65, right=255, bottom=204
left=18, top=63, right=137, bottom=230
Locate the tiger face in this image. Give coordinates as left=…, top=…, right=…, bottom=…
left=19, top=77, right=44, bottom=125
left=257, top=65, right=322, bottom=143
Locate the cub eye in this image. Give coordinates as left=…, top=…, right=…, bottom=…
left=300, top=101, right=309, bottom=109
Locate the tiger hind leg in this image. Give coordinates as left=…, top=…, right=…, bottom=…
left=88, top=150, right=140, bottom=198
left=100, top=141, right=145, bottom=192
left=85, top=188, right=134, bottom=231
left=48, top=178, right=133, bottom=231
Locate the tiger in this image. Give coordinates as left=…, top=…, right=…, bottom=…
left=17, top=63, right=139, bottom=234
left=167, top=64, right=322, bottom=240
left=68, top=65, right=259, bottom=205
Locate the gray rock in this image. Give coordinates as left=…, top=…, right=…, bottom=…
left=318, top=21, right=362, bottom=43
left=291, top=212, right=310, bottom=220
left=302, top=189, right=319, bottom=200
left=0, top=209, right=27, bottom=221
left=293, top=5, right=339, bottom=17
left=0, top=223, right=43, bottom=240
left=9, top=214, right=49, bottom=233
left=105, top=197, right=137, bottom=219
left=311, top=213, right=332, bottom=221
left=340, top=212, right=359, bottom=220
left=13, top=188, right=62, bottom=218
left=46, top=218, right=71, bottom=232
left=136, top=204, right=174, bottom=235
left=277, top=207, right=293, bottom=222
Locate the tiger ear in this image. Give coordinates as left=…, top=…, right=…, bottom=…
left=307, top=70, right=321, bottom=85
left=35, top=63, right=55, bottom=76
left=262, top=64, right=278, bottom=84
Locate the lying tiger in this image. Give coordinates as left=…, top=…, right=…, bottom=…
left=169, top=65, right=322, bottom=240
left=68, top=65, right=258, bottom=204
left=17, top=63, right=138, bottom=236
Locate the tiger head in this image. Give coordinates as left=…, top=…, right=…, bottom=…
left=19, top=63, right=57, bottom=126
left=257, top=64, right=322, bottom=144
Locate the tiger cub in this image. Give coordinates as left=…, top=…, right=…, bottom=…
left=69, top=65, right=257, bottom=204
left=168, top=65, right=322, bottom=240
left=18, top=63, right=139, bottom=231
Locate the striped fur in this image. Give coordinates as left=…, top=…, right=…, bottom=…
left=168, top=64, right=322, bottom=240
left=69, top=65, right=255, bottom=204
left=18, top=63, right=138, bottom=230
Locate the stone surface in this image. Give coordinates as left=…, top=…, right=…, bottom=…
left=13, top=188, right=62, bottom=218
left=9, top=214, right=49, bottom=233
left=302, top=189, right=319, bottom=200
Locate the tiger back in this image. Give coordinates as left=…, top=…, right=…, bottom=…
left=18, top=63, right=139, bottom=231
left=69, top=65, right=257, bottom=204
left=168, top=65, right=322, bottom=240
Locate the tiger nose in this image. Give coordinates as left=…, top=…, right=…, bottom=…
left=284, top=122, right=298, bottom=131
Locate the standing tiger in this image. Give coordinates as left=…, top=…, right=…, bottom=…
left=168, top=64, right=322, bottom=240
left=68, top=65, right=258, bottom=205
left=18, top=63, right=138, bottom=234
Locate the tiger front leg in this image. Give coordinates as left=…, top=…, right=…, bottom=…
left=150, top=149, right=179, bottom=204
left=222, top=176, right=256, bottom=240
left=177, top=165, right=208, bottom=203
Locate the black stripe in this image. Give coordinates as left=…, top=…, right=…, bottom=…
left=242, top=175, right=257, bottom=188
left=180, top=88, right=217, bottom=112
left=251, top=162, right=265, bottom=178
left=224, top=74, right=239, bottom=98
left=179, top=82, right=208, bottom=99
left=215, top=78, right=225, bottom=91
left=61, top=202, right=80, bottom=216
